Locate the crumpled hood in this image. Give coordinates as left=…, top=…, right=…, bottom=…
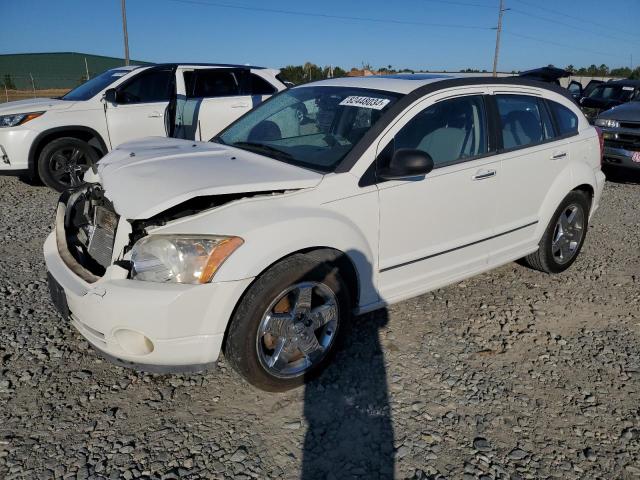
left=597, top=101, right=640, bottom=122
left=96, top=137, right=324, bottom=219
left=0, top=97, right=75, bottom=115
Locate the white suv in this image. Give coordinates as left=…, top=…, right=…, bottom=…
left=0, top=63, right=286, bottom=191
left=44, top=74, right=606, bottom=391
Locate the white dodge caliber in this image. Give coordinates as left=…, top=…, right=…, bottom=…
left=44, top=74, right=606, bottom=391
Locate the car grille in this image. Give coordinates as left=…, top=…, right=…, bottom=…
left=620, top=121, right=640, bottom=130
left=62, top=185, right=119, bottom=276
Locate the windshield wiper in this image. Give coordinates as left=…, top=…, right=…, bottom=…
left=232, top=142, right=294, bottom=160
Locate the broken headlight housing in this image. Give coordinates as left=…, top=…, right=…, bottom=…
left=130, top=235, right=243, bottom=284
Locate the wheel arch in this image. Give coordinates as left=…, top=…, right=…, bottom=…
left=28, top=126, right=109, bottom=177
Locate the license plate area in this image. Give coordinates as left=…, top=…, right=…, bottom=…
left=47, top=272, right=69, bottom=319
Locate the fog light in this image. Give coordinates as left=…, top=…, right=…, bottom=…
left=113, top=329, right=154, bottom=355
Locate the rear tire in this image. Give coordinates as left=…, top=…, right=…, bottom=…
left=38, top=137, right=99, bottom=192
left=522, top=190, right=590, bottom=274
left=225, top=254, right=351, bottom=392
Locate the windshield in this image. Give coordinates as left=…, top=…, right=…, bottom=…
left=61, top=69, right=133, bottom=101
left=215, top=86, right=400, bottom=172
left=587, top=84, right=637, bottom=102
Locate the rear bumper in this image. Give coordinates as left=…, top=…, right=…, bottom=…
left=44, top=231, right=254, bottom=370
left=603, top=145, right=640, bottom=170
left=591, top=170, right=606, bottom=220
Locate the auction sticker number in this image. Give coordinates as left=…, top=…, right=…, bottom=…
left=632, top=151, right=640, bottom=163
left=339, top=96, right=391, bottom=110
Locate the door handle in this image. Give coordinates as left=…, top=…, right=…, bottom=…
left=472, top=169, right=497, bottom=180
left=148, top=111, right=162, bottom=118
left=231, top=103, right=250, bottom=108
left=551, top=152, right=567, bottom=160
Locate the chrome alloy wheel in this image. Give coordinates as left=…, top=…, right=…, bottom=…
left=256, top=281, right=339, bottom=378
left=551, top=203, right=585, bottom=264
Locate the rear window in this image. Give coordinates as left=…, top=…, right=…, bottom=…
left=496, top=95, right=554, bottom=150
left=548, top=101, right=578, bottom=136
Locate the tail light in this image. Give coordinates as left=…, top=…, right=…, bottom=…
left=595, top=126, right=604, bottom=166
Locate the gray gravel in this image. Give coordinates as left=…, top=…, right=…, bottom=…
left=1, top=171, right=639, bottom=479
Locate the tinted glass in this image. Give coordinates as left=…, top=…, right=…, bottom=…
left=184, top=70, right=239, bottom=98
left=118, top=69, right=173, bottom=104
left=496, top=95, right=552, bottom=150
left=62, top=69, right=132, bottom=101
left=217, top=86, right=400, bottom=172
left=393, top=96, right=488, bottom=167
left=248, top=74, right=276, bottom=95
left=588, top=85, right=636, bottom=102
left=549, top=101, right=578, bottom=136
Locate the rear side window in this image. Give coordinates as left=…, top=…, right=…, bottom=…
left=117, top=69, right=174, bottom=104
left=184, top=69, right=240, bottom=98
left=548, top=101, right=578, bottom=136
left=248, top=74, right=276, bottom=95
left=496, top=95, right=553, bottom=150
left=393, top=95, right=488, bottom=167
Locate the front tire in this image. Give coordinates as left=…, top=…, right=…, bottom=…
left=522, top=190, right=590, bottom=274
left=225, top=254, right=350, bottom=392
left=38, top=137, right=99, bottom=192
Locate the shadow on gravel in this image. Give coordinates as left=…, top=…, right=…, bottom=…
left=603, top=165, right=640, bottom=185
left=301, top=250, right=394, bottom=479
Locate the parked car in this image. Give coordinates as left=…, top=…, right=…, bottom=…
left=0, top=63, right=287, bottom=191
left=580, top=79, right=640, bottom=121
left=45, top=74, right=605, bottom=391
left=595, top=101, right=640, bottom=170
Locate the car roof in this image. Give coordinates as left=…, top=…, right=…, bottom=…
left=152, top=63, right=268, bottom=70
left=299, top=74, right=576, bottom=97
left=604, top=79, right=640, bottom=87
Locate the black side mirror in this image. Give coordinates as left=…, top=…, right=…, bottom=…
left=378, top=149, right=434, bottom=180
left=104, top=88, right=118, bottom=104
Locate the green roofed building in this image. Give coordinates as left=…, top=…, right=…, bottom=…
left=0, top=52, right=153, bottom=90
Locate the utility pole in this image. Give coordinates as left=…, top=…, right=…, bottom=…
left=84, top=57, right=90, bottom=80
left=121, top=0, right=130, bottom=65
left=492, top=0, right=507, bottom=77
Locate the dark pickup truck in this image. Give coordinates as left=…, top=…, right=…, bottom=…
left=595, top=101, right=640, bottom=170
left=581, top=79, right=640, bottom=121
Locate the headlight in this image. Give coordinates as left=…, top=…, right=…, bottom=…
left=595, top=118, right=619, bottom=129
left=130, top=235, right=243, bottom=284
left=0, top=111, right=44, bottom=128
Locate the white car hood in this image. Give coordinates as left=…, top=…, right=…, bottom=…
left=0, top=97, right=75, bottom=115
left=96, top=137, right=324, bottom=219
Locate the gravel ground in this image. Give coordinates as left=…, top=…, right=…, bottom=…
left=1, top=170, right=639, bottom=480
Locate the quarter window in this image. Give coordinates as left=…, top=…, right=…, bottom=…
left=117, top=69, right=174, bottom=104
left=548, top=101, right=578, bottom=136
left=248, top=74, right=276, bottom=95
left=496, top=95, right=553, bottom=150
left=393, top=95, right=488, bottom=167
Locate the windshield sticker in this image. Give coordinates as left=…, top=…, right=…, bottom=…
left=339, top=96, right=391, bottom=110
left=622, top=86, right=635, bottom=91
left=111, top=72, right=127, bottom=77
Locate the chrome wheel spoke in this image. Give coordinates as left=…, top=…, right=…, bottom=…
left=268, top=338, right=295, bottom=370
left=296, top=330, right=324, bottom=362
left=261, top=312, right=292, bottom=337
left=292, top=285, right=313, bottom=314
left=69, top=148, right=83, bottom=164
left=309, top=303, right=337, bottom=330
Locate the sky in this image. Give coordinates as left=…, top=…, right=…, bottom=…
left=2, top=0, right=639, bottom=72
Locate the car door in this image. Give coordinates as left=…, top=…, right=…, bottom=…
left=174, top=67, right=254, bottom=141
left=487, top=92, right=566, bottom=263
left=376, top=92, right=499, bottom=301
left=104, top=67, right=174, bottom=147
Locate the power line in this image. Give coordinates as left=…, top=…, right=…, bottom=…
left=502, top=30, right=630, bottom=62
left=509, top=8, right=640, bottom=47
left=165, top=0, right=493, bottom=30
left=510, top=0, right=640, bottom=40
left=421, top=0, right=495, bottom=8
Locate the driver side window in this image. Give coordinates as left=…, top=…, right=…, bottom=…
left=118, top=69, right=174, bottom=104
left=393, top=95, right=488, bottom=168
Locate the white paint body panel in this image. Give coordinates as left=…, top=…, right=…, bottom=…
left=45, top=77, right=606, bottom=368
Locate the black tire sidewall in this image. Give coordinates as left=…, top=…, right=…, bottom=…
left=540, top=191, right=590, bottom=273
left=38, top=137, right=99, bottom=192
left=225, top=254, right=351, bottom=392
